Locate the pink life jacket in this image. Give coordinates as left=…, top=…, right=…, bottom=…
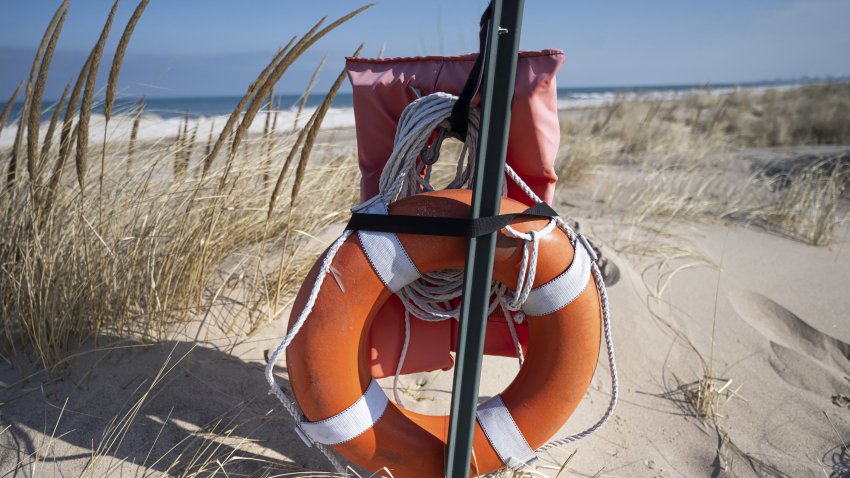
left=346, top=50, right=564, bottom=378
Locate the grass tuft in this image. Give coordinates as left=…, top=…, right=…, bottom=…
left=758, top=154, right=849, bottom=245
left=104, top=0, right=150, bottom=123
left=26, top=2, right=68, bottom=184
left=0, top=81, right=23, bottom=139
left=74, top=0, right=119, bottom=194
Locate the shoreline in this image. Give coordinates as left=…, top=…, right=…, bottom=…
left=0, top=81, right=826, bottom=149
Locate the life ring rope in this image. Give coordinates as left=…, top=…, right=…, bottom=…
left=265, top=228, right=353, bottom=472
left=264, top=93, right=619, bottom=474
left=357, top=197, right=594, bottom=319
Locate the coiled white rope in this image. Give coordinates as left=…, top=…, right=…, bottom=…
left=380, top=94, right=555, bottom=378
left=376, top=92, right=619, bottom=450
left=265, top=92, right=618, bottom=473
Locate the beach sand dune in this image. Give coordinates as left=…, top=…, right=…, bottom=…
left=2, top=89, right=850, bottom=476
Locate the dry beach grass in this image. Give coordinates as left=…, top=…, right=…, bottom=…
left=558, top=85, right=850, bottom=245
left=1, top=2, right=369, bottom=476
left=0, top=1, right=367, bottom=371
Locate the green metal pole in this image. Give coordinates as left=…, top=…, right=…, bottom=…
left=444, top=0, right=524, bottom=476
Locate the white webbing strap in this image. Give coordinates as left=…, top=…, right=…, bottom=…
left=355, top=197, right=422, bottom=293
left=521, top=234, right=595, bottom=318
left=476, top=395, right=538, bottom=470
left=295, top=378, right=389, bottom=446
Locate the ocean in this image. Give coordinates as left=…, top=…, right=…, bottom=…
left=0, top=80, right=806, bottom=147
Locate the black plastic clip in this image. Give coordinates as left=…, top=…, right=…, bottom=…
left=420, top=126, right=450, bottom=166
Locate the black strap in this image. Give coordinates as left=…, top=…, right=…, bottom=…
left=346, top=201, right=558, bottom=238
left=447, top=4, right=491, bottom=141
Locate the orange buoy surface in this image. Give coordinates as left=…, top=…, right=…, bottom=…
left=285, top=189, right=602, bottom=476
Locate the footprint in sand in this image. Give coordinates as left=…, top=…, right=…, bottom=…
left=728, top=290, right=850, bottom=395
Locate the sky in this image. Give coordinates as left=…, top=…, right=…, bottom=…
left=1, top=0, right=849, bottom=100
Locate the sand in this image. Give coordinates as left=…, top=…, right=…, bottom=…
left=1, top=122, right=849, bottom=477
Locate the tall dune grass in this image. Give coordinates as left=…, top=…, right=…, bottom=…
left=712, top=83, right=850, bottom=147
left=0, top=3, right=369, bottom=370
left=558, top=85, right=850, bottom=245
left=759, top=155, right=849, bottom=245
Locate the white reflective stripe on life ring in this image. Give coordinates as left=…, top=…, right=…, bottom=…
left=356, top=198, right=422, bottom=293
left=522, top=237, right=592, bottom=317
left=296, top=378, right=389, bottom=446
left=476, top=395, right=538, bottom=470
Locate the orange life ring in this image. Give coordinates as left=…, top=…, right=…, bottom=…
left=285, top=189, right=602, bottom=476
